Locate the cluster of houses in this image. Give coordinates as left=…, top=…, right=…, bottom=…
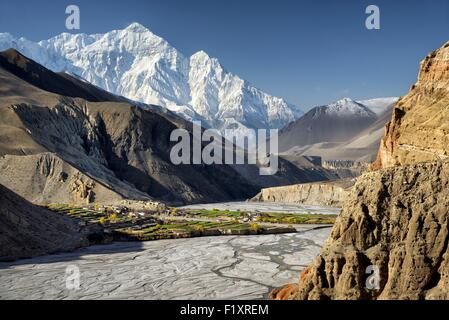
left=81, top=204, right=156, bottom=218
left=78, top=199, right=171, bottom=219
left=171, top=209, right=267, bottom=223
left=239, top=211, right=266, bottom=223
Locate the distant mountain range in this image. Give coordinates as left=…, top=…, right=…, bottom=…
left=0, top=22, right=401, bottom=174
left=278, top=97, right=399, bottom=162
left=0, top=23, right=303, bottom=134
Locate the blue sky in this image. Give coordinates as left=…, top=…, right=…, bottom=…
left=1, top=0, right=449, bottom=109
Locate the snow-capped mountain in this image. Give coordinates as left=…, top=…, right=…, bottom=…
left=0, top=23, right=303, bottom=133
left=278, top=97, right=378, bottom=152
left=318, top=97, right=377, bottom=117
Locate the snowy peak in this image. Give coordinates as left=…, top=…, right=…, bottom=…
left=279, top=97, right=380, bottom=152
left=99, top=23, right=176, bottom=57
left=189, top=50, right=224, bottom=77
left=191, top=50, right=214, bottom=62
left=0, top=23, right=302, bottom=134
left=190, top=51, right=225, bottom=72
left=337, top=97, right=353, bottom=104
left=124, top=22, right=150, bottom=32
left=323, top=97, right=377, bottom=118
left=119, top=23, right=169, bottom=47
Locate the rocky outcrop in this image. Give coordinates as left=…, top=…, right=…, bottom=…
left=251, top=179, right=354, bottom=207
left=269, top=284, right=299, bottom=300
left=293, top=41, right=449, bottom=300
left=296, top=161, right=449, bottom=300
left=372, top=41, right=449, bottom=170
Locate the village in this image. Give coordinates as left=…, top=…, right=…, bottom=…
left=76, top=201, right=270, bottom=224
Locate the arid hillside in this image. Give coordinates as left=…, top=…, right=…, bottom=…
left=0, top=184, right=90, bottom=261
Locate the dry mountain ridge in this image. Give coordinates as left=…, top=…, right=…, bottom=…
left=0, top=48, right=127, bottom=103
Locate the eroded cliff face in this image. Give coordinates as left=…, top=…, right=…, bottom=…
left=296, top=161, right=449, bottom=300
left=0, top=153, right=128, bottom=205
left=251, top=179, right=354, bottom=207
left=372, top=41, right=449, bottom=170
left=0, top=101, right=262, bottom=205
left=290, top=41, right=449, bottom=300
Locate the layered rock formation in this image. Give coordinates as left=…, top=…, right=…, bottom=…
left=322, top=160, right=369, bottom=178
left=296, top=161, right=449, bottom=299
left=289, top=41, right=449, bottom=300
left=372, top=42, right=449, bottom=169
left=251, top=179, right=354, bottom=207
left=0, top=153, right=126, bottom=204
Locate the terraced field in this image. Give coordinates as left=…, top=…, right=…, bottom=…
left=115, top=220, right=293, bottom=241
left=47, top=204, right=113, bottom=223
left=187, top=209, right=337, bottom=225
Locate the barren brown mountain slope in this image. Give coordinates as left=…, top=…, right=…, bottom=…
left=0, top=184, right=90, bottom=261
left=0, top=48, right=126, bottom=103
left=285, top=41, right=449, bottom=300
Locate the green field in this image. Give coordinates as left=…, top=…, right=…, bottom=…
left=114, top=220, right=270, bottom=241
left=255, top=212, right=336, bottom=224
left=187, top=209, right=336, bottom=225
left=46, top=204, right=132, bottom=224
left=190, top=209, right=244, bottom=218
